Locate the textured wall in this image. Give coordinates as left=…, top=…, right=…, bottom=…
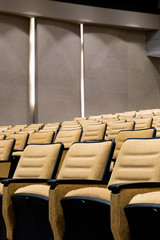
left=37, top=18, right=81, bottom=123
left=84, top=25, right=160, bottom=116
left=0, top=14, right=29, bottom=125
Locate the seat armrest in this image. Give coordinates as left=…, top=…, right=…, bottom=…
left=47, top=179, right=107, bottom=190
left=2, top=178, right=49, bottom=187
left=109, top=182, right=160, bottom=194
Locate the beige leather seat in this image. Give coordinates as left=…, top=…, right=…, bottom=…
left=2, top=143, right=63, bottom=240
left=57, top=138, right=160, bottom=240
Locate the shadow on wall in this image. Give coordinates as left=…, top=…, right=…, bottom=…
left=149, top=57, right=160, bottom=89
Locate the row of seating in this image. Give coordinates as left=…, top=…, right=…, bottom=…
left=0, top=135, right=160, bottom=239
left=0, top=108, right=159, bottom=239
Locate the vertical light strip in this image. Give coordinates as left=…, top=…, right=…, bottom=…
left=29, top=17, right=36, bottom=123
left=80, top=23, right=85, bottom=118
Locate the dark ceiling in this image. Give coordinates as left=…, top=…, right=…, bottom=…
left=51, top=0, right=160, bottom=14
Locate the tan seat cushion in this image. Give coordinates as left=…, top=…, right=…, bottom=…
left=129, top=191, right=160, bottom=204
left=65, top=187, right=110, bottom=201
left=14, top=184, right=50, bottom=197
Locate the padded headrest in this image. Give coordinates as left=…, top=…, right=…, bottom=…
left=113, top=128, right=155, bottom=159
left=81, top=124, right=106, bottom=142
left=57, top=140, right=114, bottom=180
left=0, top=139, right=15, bottom=161
left=27, top=132, right=54, bottom=144
left=13, top=143, right=62, bottom=178
left=107, top=121, right=134, bottom=140
left=109, top=138, right=160, bottom=186
left=7, top=133, right=28, bottom=151
left=55, top=129, right=82, bottom=148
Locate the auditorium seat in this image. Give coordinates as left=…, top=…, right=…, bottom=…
left=134, top=117, right=153, bottom=130
left=3, top=140, right=114, bottom=240
left=155, top=117, right=160, bottom=136
left=88, top=115, right=102, bottom=120
left=124, top=191, right=160, bottom=240
left=28, top=123, right=44, bottom=129
left=81, top=119, right=100, bottom=128
left=74, top=117, right=87, bottom=122
left=27, top=131, right=55, bottom=144
left=152, top=109, right=160, bottom=116
left=109, top=138, right=160, bottom=240
left=0, top=135, right=5, bottom=140
left=102, top=114, right=119, bottom=120
left=22, top=126, right=40, bottom=132
left=104, top=119, right=126, bottom=139
left=107, top=121, right=135, bottom=140
left=6, top=133, right=29, bottom=177
left=54, top=128, right=82, bottom=174
left=58, top=138, right=160, bottom=240
left=2, top=143, right=63, bottom=240
left=10, top=131, right=55, bottom=159
left=47, top=140, right=115, bottom=240
left=81, top=123, right=106, bottom=142
left=0, top=139, right=15, bottom=179
left=3, top=131, right=16, bottom=138
left=152, top=115, right=159, bottom=127
left=112, top=127, right=156, bottom=160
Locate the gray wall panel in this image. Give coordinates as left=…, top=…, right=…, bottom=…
left=84, top=25, right=128, bottom=115
left=84, top=25, right=160, bottom=116
left=0, top=14, right=29, bottom=125
left=37, top=19, right=81, bottom=123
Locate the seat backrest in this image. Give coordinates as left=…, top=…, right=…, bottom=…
left=74, top=117, right=87, bottom=122
left=0, top=134, right=6, bottom=140
left=88, top=115, right=102, bottom=120
left=44, top=122, right=60, bottom=127
left=81, top=123, right=106, bottom=142
left=102, top=114, right=118, bottom=120
left=0, top=139, right=15, bottom=161
left=107, top=122, right=135, bottom=140
left=109, top=138, right=160, bottom=186
left=23, top=127, right=40, bottom=132
left=27, top=132, right=54, bottom=145
left=13, top=143, right=63, bottom=179
left=134, top=118, right=152, bottom=130
left=152, top=109, right=160, bottom=116
left=113, top=128, right=156, bottom=159
left=152, top=116, right=159, bottom=127
left=57, top=140, right=115, bottom=181
left=62, top=121, right=79, bottom=126
left=54, top=129, right=82, bottom=149
left=29, top=123, right=44, bottom=128
left=7, top=133, right=29, bottom=151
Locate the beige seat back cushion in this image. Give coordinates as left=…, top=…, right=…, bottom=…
left=134, top=118, right=152, bottom=130
left=113, top=128, right=155, bottom=159
left=81, top=124, right=106, bottom=142
left=0, top=135, right=5, bottom=140
left=57, top=141, right=113, bottom=180
left=107, top=121, right=134, bottom=140
left=27, top=132, right=54, bottom=144
left=65, top=138, right=160, bottom=201
left=54, top=129, right=81, bottom=148
left=7, top=133, right=28, bottom=151
left=109, top=138, right=160, bottom=186
left=0, top=139, right=14, bottom=161
left=13, top=143, right=61, bottom=178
